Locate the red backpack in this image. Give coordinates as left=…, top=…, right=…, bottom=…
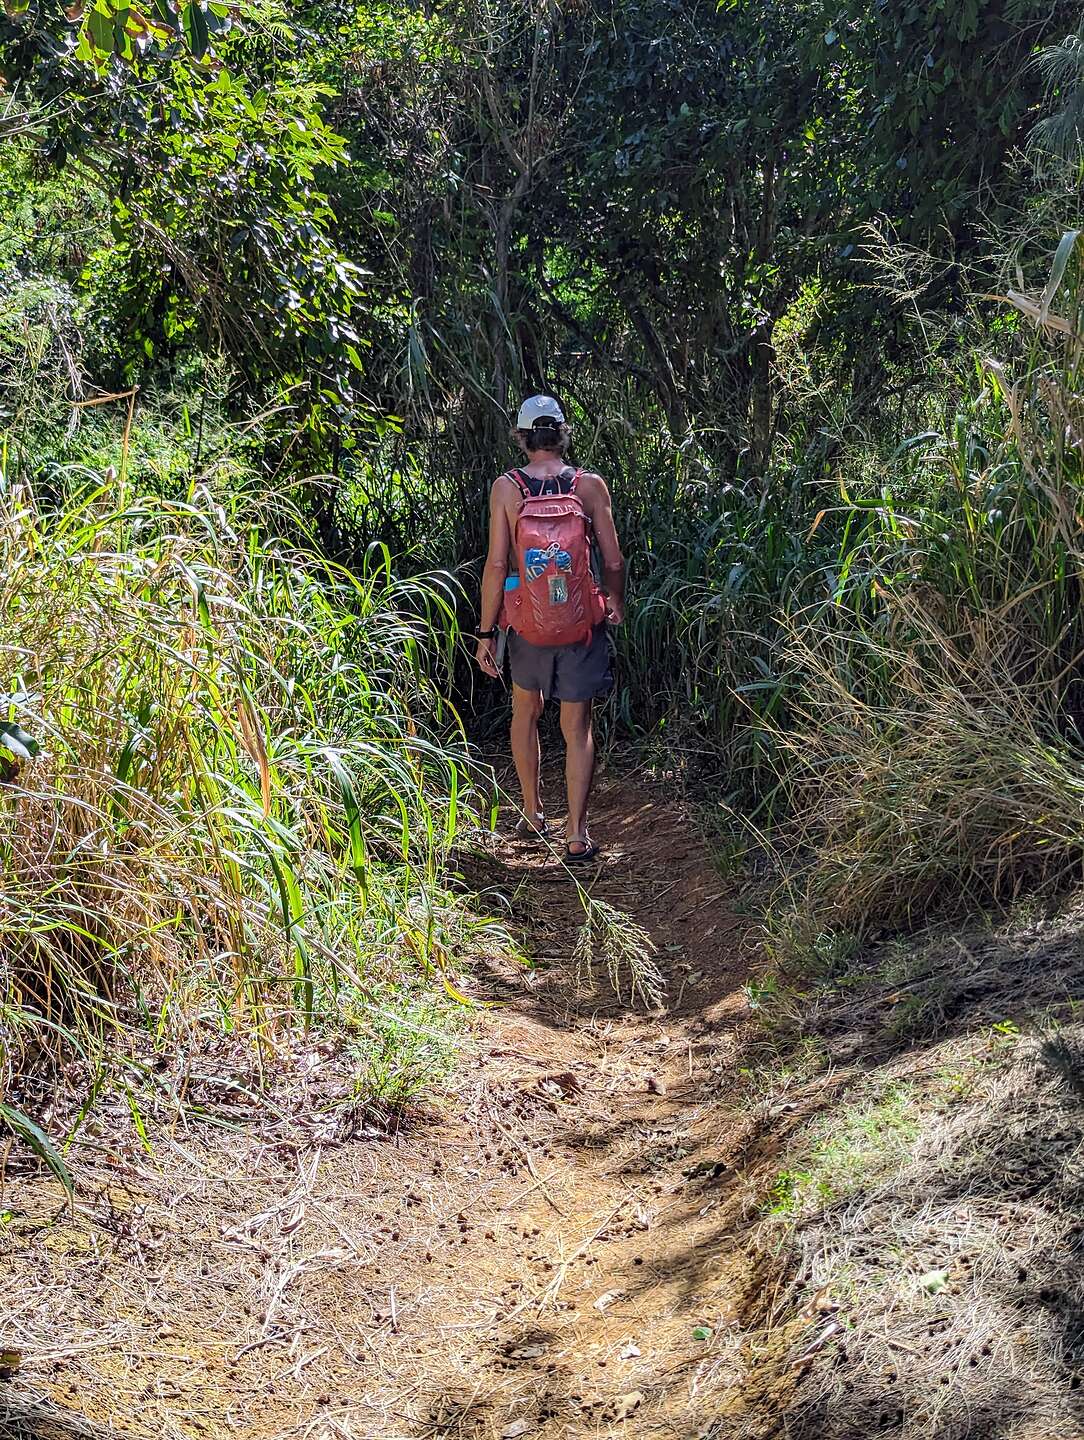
left=499, top=467, right=606, bottom=648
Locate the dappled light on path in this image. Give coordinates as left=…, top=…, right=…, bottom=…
left=0, top=777, right=758, bottom=1439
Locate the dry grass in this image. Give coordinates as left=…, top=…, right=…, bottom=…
left=734, top=1035, right=1084, bottom=1439
left=720, top=899, right=1084, bottom=1440
left=767, top=597, right=1084, bottom=946
left=572, top=895, right=666, bottom=1011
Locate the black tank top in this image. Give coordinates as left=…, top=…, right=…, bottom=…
left=511, top=466, right=576, bottom=498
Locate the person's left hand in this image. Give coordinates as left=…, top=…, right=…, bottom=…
left=605, top=599, right=625, bottom=626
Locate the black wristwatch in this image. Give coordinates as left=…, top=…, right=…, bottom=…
left=477, top=628, right=498, bottom=640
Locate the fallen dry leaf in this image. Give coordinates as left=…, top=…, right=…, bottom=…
left=593, top=1290, right=619, bottom=1312
left=501, top=1419, right=532, bottom=1439
left=619, top=1341, right=641, bottom=1359
left=612, top=1390, right=644, bottom=1420
left=800, top=1285, right=839, bottom=1320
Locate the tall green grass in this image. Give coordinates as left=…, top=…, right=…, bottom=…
left=764, top=229, right=1084, bottom=941
left=0, top=446, right=491, bottom=1177
left=249, top=216, right=1084, bottom=948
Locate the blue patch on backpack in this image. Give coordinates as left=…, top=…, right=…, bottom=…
left=524, top=544, right=572, bottom=581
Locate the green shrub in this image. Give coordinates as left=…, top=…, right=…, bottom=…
left=0, top=444, right=488, bottom=1157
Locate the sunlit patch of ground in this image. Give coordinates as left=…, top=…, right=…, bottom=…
left=3, top=781, right=1082, bottom=1440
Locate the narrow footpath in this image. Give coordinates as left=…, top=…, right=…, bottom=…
left=0, top=777, right=772, bottom=1440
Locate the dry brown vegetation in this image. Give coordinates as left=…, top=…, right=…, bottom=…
left=725, top=905, right=1084, bottom=1440
left=2, top=777, right=1083, bottom=1440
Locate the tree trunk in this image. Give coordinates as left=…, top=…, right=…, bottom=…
left=750, top=319, right=775, bottom=475
left=621, top=289, right=689, bottom=440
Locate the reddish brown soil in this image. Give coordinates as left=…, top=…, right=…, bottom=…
left=0, top=777, right=763, bottom=1440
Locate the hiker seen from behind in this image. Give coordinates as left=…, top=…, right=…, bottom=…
left=475, top=395, right=625, bottom=863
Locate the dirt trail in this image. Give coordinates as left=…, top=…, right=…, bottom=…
left=0, top=777, right=764, bottom=1440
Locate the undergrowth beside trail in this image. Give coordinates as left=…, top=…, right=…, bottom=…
left=0, top=448, right=502, bottom=1186
left=725, top=228, right=1084, bottom=955
left=724, top=901, right=1084, bottom=1440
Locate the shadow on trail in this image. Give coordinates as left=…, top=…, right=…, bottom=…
left=435, top=772, right=1084, bottom=1440
left=400, top=772, right=767, bottom=1436
left=0, top=1395, right=128, bottom=1440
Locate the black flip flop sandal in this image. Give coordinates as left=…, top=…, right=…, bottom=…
left=565, top=836, right=601, bottom=864
left=514, top=813, right=549, bottom=840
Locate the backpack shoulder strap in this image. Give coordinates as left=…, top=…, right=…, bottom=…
left=565, top=466, right=584, bottom=494
left=500, top=468, right=532, bottom=497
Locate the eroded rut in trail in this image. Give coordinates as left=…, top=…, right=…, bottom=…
left=0, top=778, right=764, bottom=1440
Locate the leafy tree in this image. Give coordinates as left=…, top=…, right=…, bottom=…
left=311, top=0, right=1077, bottom=494
left=806, top=0, right=1077, bottom=227
left=3, top=1, right=368, bottom=454
left=0, top=0, right=231, bottom=81
left=5, top=0, right=1080, bottom=517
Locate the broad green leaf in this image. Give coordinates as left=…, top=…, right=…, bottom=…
left=323, top=747, right=369, bottom=883
left=112, top=3, right=130, bottom=51
left=0, top=1103, right=73, bottom=1198
left=1040, top=230, right=1083, bottom=320
left=181, top=0, right=210, bottom=58
left=0, top=721, right=40, bottom=761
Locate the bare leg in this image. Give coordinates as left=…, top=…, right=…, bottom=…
left=560, top=699, right=595, bottom=848
left=510, top=684, right=544, bottom=823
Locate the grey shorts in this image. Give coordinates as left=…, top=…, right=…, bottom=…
left=507, top=624, right=613, bottom=702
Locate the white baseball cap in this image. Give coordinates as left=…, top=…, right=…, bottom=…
left=516, top=394, right=565, bottom=428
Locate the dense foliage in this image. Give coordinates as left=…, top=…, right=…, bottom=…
left=5, top=0, right=1084, bottom=1166
left=6, top=1, right=1079, bottom=472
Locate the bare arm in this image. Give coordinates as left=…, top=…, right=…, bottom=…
left=580, top=472, right=626, bottom=623
left=476, top=477, right=514, bottom=675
